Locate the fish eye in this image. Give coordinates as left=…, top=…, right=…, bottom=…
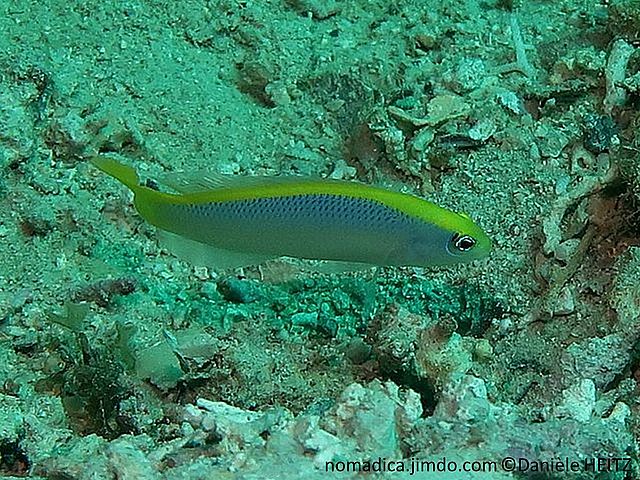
left=451, top=233, right=476, bottom=252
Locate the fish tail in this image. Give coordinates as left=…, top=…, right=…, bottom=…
left=90, top=155, right=140, bottom=192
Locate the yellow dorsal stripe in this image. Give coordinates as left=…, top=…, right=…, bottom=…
left=176, top=180, right=469, bottom=233
left=91, top=156, right=470, bottom=234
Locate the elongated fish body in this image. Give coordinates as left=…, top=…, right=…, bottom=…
left=90, top=156, right=491, bottom=268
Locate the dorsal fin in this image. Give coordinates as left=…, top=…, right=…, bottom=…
left=158, top=170, right=358, bottom=195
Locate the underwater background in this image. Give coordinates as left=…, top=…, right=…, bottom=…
left=1, top=0, right=640, bottom=478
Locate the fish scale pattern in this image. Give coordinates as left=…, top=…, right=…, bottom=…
left=187, top=194, right=414, bottom=231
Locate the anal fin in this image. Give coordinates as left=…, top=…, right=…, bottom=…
left=157, top=230, right=276, bottom=270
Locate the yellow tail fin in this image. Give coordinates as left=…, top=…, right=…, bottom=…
left=90, top=155, right=140, bottom=191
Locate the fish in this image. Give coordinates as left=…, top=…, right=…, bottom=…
left=89, top=155, right=491, bottom=269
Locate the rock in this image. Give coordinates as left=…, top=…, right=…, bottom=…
left=554, top=379, right=596, bottom=423
left=323, top=380, right=422, bottom=460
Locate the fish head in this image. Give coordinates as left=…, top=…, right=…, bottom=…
left=442, top=212, right=492, bottom=263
